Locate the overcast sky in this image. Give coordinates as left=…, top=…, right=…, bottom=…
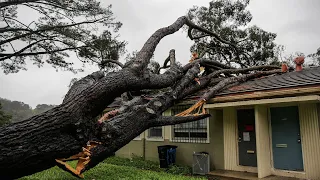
left=1, top=0, right=320, bottom=108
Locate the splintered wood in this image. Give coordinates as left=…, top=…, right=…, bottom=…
left=175, top=99, right=206, bottom=117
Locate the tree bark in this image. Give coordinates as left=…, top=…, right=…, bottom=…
left=0, top=15, right=282, bottom=179
left=0, top=66, right=187, bottom=179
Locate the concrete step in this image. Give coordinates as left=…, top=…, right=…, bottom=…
left=208, top=170, right=304, bottom=180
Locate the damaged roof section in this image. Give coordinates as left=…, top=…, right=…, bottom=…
left=182, top=66, right=320, bottom=103
left=218, top=66, right=320, bottom=95
left=106, top=66, right=320, bottom=109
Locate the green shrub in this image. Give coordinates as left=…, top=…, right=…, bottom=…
left=19, top=163, right=204, bottom=180
left=165, top=164, right=192, bottom=175
left=19, top=155, right=204, bottom=180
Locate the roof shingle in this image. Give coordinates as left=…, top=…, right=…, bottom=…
left=218, top=66, right=320, bottom=95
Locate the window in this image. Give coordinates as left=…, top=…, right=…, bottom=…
left=147, top=127, right=163, bottom=140
left=171, top=105, right=209, bottom=143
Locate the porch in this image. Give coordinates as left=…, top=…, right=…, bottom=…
left=205, top=95, right=320, bottom=180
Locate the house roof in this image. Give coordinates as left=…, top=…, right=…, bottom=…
left=182, top=66, right=320, bottom=102
left=217, top=66, right=320, bottom=96
left=106, top=66, right=320, bottom=109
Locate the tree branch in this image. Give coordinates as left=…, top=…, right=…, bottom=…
left=0, top=39, right=49, bottom=61
left=187, top=58, right=235, bottom=70
left=178, top=65, right=281, bottom=100
left=169, top=49, right=176, bottom=68
left=187, top=27, right=210, bottom=40
left=0, top=46, right=88, bottom=61
left=172, top=62, right=200, bottom=99
left=157, top=49, right=176, bottom=73
left=186, top=20, right=237, bottom=49
left=63, top=71, right=105, bottom=104
left=99, top=59, right=124, bottom=68
left=162, top=56, right=170, bottom=69
left=0, top=18, right=105, bottom=45
left=202, top=69, right=282, bottom=100
left=0, top=0, right=39, bottom=8
left=207, top=65, right=281, bottom=79
left=127, top=16, right=188, bottom=72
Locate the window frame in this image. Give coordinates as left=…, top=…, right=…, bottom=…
left=145, top=126, right=164, bottom=141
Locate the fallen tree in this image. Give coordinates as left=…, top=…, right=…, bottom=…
left=0, top=16, right=282, bottom=179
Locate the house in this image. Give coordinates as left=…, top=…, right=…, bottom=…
left=114, top=64, right=320, bottom=180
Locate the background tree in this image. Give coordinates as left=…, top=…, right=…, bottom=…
left=273, top=45, right=320, bottom=68
left=0, top=97, right=57, bottom=123
left=0, top=0, right=125, bottom=74
left=0, top=102, right=11, bottom=126
left=77, top=30, right=127, bottom=72
left=0, top=97, right=33, bottom=122
left=33, top=104, right=56, bottom=114
left=186, top=0, right=281, bottom=68
left=307, top=47, right=320, bottom=66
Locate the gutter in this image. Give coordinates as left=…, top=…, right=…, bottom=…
left=204, top=95, right=320, bottom=109
left=210, top=85, right=320, bottom=103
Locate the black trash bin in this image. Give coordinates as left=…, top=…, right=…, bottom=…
left=157, top=145, right=177, bottom=168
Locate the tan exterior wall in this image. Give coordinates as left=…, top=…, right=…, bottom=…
left=298, top=103, right=320, bottom=180
left=317, top=103, right=320, bottom=134
left=115, top=139, right=144, bottom=158
left=116, top=109, right=225, bottom=171
left=223, top=107, right=237, bottom=171
left=210, top=109, right=224, bottom=170
left=255, top=105, right=272, bottom=178
left=115, top=132, right=146, bottom=158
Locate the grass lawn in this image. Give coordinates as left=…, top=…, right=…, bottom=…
left=19, top=156, right=206, bottom=180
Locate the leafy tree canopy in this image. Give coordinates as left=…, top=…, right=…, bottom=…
left=186, top=0, right=281, bottom=67
left=0, top=0, right=126, bottom=74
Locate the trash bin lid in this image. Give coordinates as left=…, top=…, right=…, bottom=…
left=158, top=145, right=177, bottom=149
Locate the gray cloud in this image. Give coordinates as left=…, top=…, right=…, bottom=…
left=1, top=0, right=320, bottom=108
left=248, top=0, right=320, bottom=54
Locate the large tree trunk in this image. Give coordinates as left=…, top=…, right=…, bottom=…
left=0, top=70, right=209, bottom=179
left=0, top=16, right=282, bottom=179
left=0, top=68, right=186, bottom=179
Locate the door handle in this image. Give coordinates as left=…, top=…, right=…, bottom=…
left=297, top=139, right=301, bottom=143
left=238, top=137, right=242, bottom=142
